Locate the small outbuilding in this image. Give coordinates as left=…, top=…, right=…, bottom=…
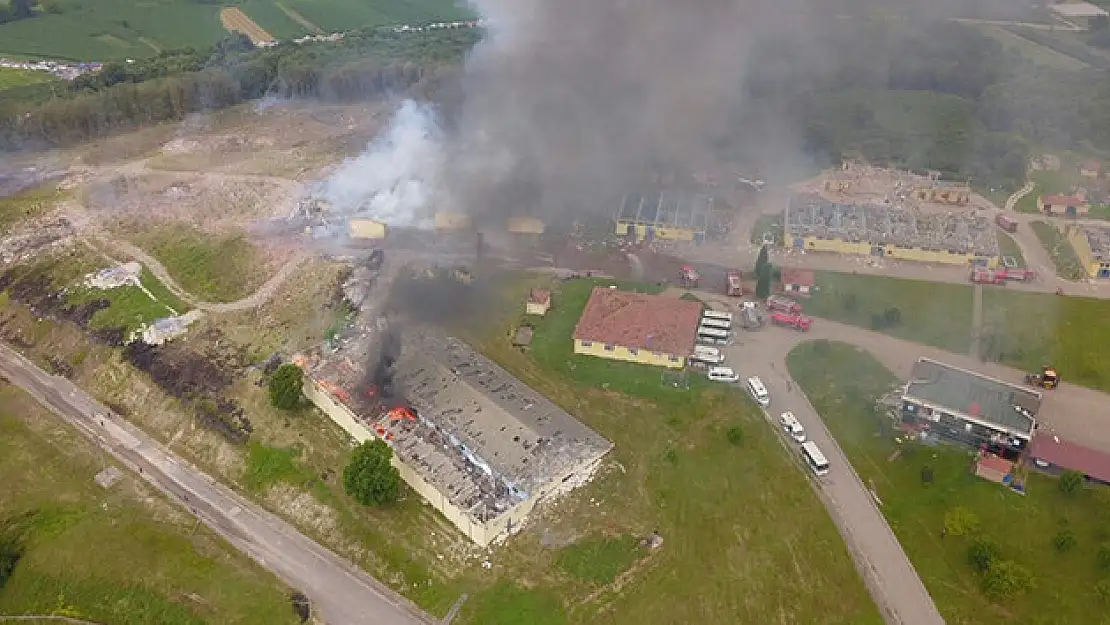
left=781, top=268, right=815, bottom=296
left=526, top=289, right=552, bottom=316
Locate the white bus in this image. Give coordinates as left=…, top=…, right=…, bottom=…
left=697, top=326, right=731, bottom=344
left=745, top=376, right=770, bottom=407
left=691, top=345, right=725, bottom=364
left=699, top=316, right=732, bottom=331
left=800, top=441, right=830, bottom=476
left=702, top=310, right=733, bottom=323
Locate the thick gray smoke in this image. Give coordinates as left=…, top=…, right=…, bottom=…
left=321, top=0, right=812, bottom=227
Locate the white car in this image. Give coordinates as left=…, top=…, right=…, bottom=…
left=707, top=366, right=740, bottom=383
left=778, top=411, right=806, bottom=443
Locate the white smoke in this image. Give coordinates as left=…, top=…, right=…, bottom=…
left=319, top=99, right=445, bottom=228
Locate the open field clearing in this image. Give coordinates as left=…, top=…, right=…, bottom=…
left=975, top=25, right=1088, bottom=70
left=0, top=384, right=297, bottom=624
left=804, top=271, right=975, bottom=353
left=789, top=340, right=1110, bottom=625
left=800, top=271, right=1110, bottom=393
left=0, top=67, right=58, bottom=91
left=126, top=224, right=277, bottom=303
left=0, top=185, right=65, bottom=232
left=0, top=0, right=226, bottom=61
left=1030, top=220, right=1087, bottom=280
left=220, top=7, right=275, bottom=45
left=980, top=289, right=1110, bottom=393
left=0, top=264, right=880, bottom=623
left=452, top=275, right=880, bottom=624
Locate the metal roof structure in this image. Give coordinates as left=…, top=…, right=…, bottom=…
left=903, top=358, right=1040, bottom=439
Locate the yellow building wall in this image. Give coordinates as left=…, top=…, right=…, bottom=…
left=435, top=211, right=472, bottom=231
left=302, top=378, right=499, bottom=546
left=789, top=235, right=998, bottom=267
left=1066, top=227, right=1101, bottom=278
left=507, top=217, right=546, bottom=234
left=349, top=219, right=387, bottom=239
left=573, top=338, right=686, bottom=369
left=613, top=222, right=698, bottom=242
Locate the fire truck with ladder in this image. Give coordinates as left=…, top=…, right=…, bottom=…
left=679, top=265, right=700, bottom=288
left=970, top=267, right=1036, bottom=285
left=725, top=270, right=743, bottom=296
left=766, top=293, right=803, bottom=314
left=770, top=311, right=812, bottom=331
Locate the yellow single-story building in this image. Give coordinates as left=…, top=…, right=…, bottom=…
left=434, top=211, right=472, bottom=231
left=1066, top=225, right=1110, bottom=279
left=785, top=234, right=999, bottom=268
left=507, top=216, right=545, bottom=235
left=572, top=287, right=702, bottom=369
left=349, top=218, right=387, bottom=239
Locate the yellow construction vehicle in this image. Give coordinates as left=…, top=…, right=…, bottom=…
left=1025, top=366, right=1059, bottom=390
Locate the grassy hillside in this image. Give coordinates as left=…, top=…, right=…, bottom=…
left=0, top=0, right=475, bottom=61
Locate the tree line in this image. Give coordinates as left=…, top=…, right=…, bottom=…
left=0, top=27, right=479, bottom=150
left=722, top=19, right=1110, bottom=192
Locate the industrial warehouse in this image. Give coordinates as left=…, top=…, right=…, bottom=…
left=572, top=287, right=703, bottom=369
left=613, top=191, right=715, bottom=243
left=1065, top=224, right=1110, bottom=279
left=785, top=193, right=1000, bottom=267
left=900, top=358, right=1041, bottom=456
left=299, top=322, right=613, bottom=547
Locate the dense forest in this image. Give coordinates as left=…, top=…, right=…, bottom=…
left=2, top=17, right=1110, bottom=193
left=0, top=27, right=479, bottom=149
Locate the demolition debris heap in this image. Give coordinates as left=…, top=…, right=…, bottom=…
left=786, top=165, right=999, bottom=267
left=300, top=323, right=613, bottom=547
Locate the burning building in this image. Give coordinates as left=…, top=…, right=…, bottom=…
left=298, top=323, right=613, bottom=547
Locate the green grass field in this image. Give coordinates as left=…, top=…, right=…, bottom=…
left=0, top=0, right=474, bottom=61
left=452, top=276, right=881, bottom=625
left=0, top=385, right=298, bottom=624
left=805, top=271, right=975, bottom=353
left=0, top=0, right=226, bottom=61
left=996, top=231, right=1026, bottom=267
left=1030, top=220, right=1087, bottom=280
left=788, top=340, right=1110, bottom=625
left=130, top=225, right=267, bottom=303
left=0, top=67, right=58, bottom=90
left=980, top=289, right=1110, bottom=393
left=67, top=266, right=192, bottom=336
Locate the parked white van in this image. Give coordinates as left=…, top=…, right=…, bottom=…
left=746, top=376, right=770, bottom=407
left=707, top=367, right=740, bottom=383
left=778, top=411, right=806, bottom=443
left=691, top=345, right=725, bottom=364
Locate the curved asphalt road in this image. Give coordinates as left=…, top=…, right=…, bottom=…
left=0, top=342, right=433, bottom=625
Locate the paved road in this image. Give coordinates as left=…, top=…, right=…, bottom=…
left=0, top=342, right=434, bottom=625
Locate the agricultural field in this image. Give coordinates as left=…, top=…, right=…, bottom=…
left=0, top=0, right=227, bottom=61
left=788, top=340, right=1110, bottom=625
left=0, top=384, right=298, bottom=624
left=804, top=271, right=975, bottom=353
left=974, top=25, right=1089, bottom=70
left=1030, top=220, right=1087, bottom=280
left=0, top=0, right=475, bottom=61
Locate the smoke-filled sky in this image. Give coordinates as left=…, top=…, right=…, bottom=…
left=318, top=0, right=817, bottom=228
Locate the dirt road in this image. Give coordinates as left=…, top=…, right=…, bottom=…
left=0, top=342, right=434, bottom=625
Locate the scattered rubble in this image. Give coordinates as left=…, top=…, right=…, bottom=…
left=137, top=310, right=204, bottom=345
left=94, top=466, right=124, bottom=489
left=85, top=261, right=142, bottom=290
